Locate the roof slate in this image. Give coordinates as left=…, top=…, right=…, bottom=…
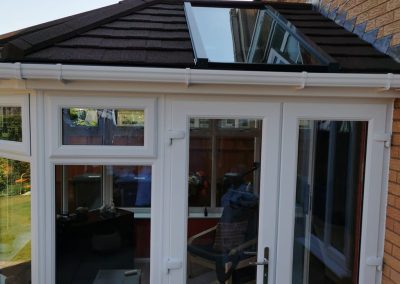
left=0, top=0, right=399, bottom=73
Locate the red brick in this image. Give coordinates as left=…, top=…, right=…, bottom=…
left=391, top=146, right=400, bottom=158
left=382, top=275, right=395, bottom=284
left=394, top=221, right=400, bottom=234
left=384, top=262, right=392, bottom=277
left=391, top=269, right=400, bottom=283
left=389, top=182, right=400, bottom=196
left=390, top=170, right=397, bottom=182
left=392, top=134, right=400, bottom=146
left=386, top=241, right=394, bottom=254
left=392, top=33, right=400, bottom=46
left=381, top=20, right=400, bottom=37
left=393, top=110, right=400, bottom=120
left=387, top=206, right=400, bottom=222
left=384, top=254, right=400, bottom=271
left=386, top=229, right=400, bottom=245
left=390, top=158, right=400, bottom=170
left=388, top=194, right=397, bottom=206
left=387, top=0, right=400, bottom=11
left=393, top=121, right=400, bottom=133
left=387, top=217, right=396, bottom=230
left=393, top=245, right=400, bottom=260
left=348, top=4, right=364, bottom=19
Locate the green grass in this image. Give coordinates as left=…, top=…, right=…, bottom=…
left=0, top=195, right=31, bottom=263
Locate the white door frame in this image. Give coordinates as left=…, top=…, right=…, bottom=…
left=277, top=102, right=389, bottom=284
left=164, top=97, right=282, bottom=284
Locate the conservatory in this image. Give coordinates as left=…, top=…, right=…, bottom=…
left=0, top=1, right=399, bottom=284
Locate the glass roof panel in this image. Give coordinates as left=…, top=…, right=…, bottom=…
left=190, top=6, right=324, bottom=66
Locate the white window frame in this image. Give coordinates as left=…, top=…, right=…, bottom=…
left=0, top=94, right=30, bottom=156
left=45, top=93, right=157, bottom=158
left=277, top=102, right=389, bottom=284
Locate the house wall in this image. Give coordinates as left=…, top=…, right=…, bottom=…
left=384, top=100, right=400, bottom=284
left=318, top=0, right=400, bottom=61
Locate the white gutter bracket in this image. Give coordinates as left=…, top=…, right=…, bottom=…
left=185, top=68, right=191, bottom=88
left=57, top=64, right=68, bottom=85
left=380, top=73, right=394, bottom=92
left=14, top=62, right=27, bottom=89
left=296, top=71, right=308, bottom=90
left=15, top=62, right=24, bottom=80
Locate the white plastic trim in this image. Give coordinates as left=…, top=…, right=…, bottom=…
left=0, top=63, right=399, bottom=91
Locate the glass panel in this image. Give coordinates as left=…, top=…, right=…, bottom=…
left=187, top=118, right=261, bottom=283
left=0, top=107, right=22, bottom=142
left=55, top=165, right=151, bottom=284
left=191, top=7, right=322, bottom=65
left=292, top=121, right=368, bottom=284
left=62, top=108, right=144, bottom=146
left=0, top=158, right=31, bottom=284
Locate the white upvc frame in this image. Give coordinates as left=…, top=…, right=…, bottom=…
left=0, top=93, right=30, bottom=156
left=164, top=97, right=281, bottom=284
left=45, top=93, right=157, bottom=158
left=277, top=102, right=389, bottom=284
left=37, top=92, right=166, bottom=284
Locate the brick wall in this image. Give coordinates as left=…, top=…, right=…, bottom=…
left=384, top=100, right=400, bottom=284
left=319, top=0, right=400, bottom=61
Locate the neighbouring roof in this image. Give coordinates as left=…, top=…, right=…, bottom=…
left=0, top=0, right=399, bottom=73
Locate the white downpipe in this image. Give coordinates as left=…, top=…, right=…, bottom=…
left=0, top=62, right=399, bottom=90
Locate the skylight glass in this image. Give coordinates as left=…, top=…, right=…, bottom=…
left=186, top=4, right=332, bottom=68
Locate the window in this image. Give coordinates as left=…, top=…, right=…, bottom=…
left=292, top=120, right=367, bottom=284
left=55, top=165, right=152, bottom=214
left=185, top=3, right=337, bottom=71
left=0, top=158, right=31, bottom=284
left=55, top=164, right=152, bottom=284
left=62, top=108, right=145, bottom=146
left=188, top=118, right=262, bottom=211
left=0, top=95, right=30, bottom=156
left=46, top=95, right=156, bottom=158
left=0, top=107, right=22, bottom=142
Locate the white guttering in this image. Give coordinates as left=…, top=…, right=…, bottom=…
left=0, top=63, right=399, bottom=90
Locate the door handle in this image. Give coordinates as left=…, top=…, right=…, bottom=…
left=249, top=258, right=269, bottom=266
left=246, top=247, right=269, bottom=283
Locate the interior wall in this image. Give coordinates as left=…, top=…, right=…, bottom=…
left=384, top=98, right=400, bottom=283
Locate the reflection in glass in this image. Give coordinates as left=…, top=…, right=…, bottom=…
left=55, top=165, right=151, bottom=284
left=192, top=7, right=321, bottom=65
left=187, top=118, right=261, bottom=283
left=0, top=158, right=31, bottom=284
left=0, top=107, right=22, bottom=142
left=62, top=108, right=144, bottom=146
left=292, top=121, right=368, bottom=284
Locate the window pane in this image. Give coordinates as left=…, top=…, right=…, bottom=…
left=0, top=158, right=31, bottom=284
left=62, top=108, right=144, bottom=146
left=292, top=121, right=367, bottom=284
left=188, top=119, right=262, bottom=208
left=55, top=165, right=151, bottom=284
left=0, top=107, right=22, bottom=142
left=187, top=118, right=261, bottom=283
left=191, top=7, right=322, bottom=65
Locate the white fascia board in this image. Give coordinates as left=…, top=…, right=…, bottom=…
left=0, top=62, right=399, bottom=92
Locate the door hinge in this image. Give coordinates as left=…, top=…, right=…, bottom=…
left=374, top=133, right=391, bottom=148
left=165, top=257, right=182, bottom=274
left=167, top=130, right=185, bottom=145
left=366, top=256, right=383, bottom=271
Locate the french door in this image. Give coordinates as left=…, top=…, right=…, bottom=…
left=164, top=97, right=388, bottom=284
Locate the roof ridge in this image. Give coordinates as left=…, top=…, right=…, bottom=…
left=1, top=0, right=168, bottom=60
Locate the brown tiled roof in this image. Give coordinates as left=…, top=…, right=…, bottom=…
left=0, top=0, right=194, bottom=67
left=0, top=0, right=399, bottom=73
